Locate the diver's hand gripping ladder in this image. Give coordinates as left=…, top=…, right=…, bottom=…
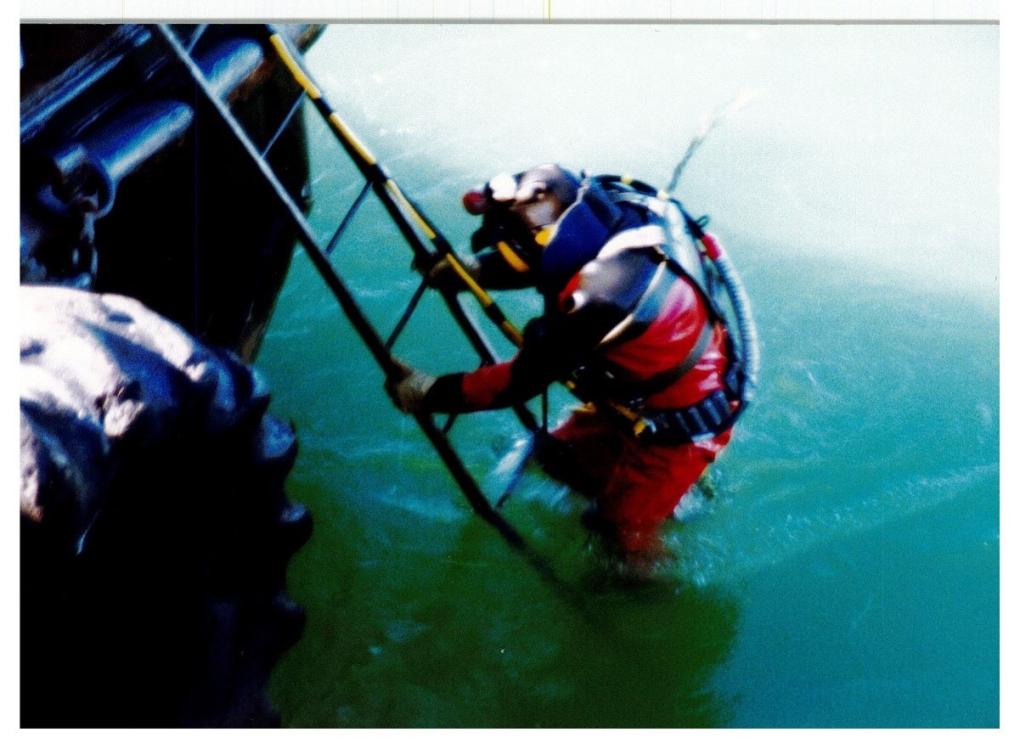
left=258, top=26, right=656, bottom=436
left=154, top=25, right=537, bottom=554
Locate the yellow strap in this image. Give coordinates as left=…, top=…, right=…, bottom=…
left=495, top=241, right=531, bottom=273
left=532, top=227, right=554, bottom=248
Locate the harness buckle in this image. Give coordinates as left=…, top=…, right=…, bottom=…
left=635, top=387, right=738, bottom=445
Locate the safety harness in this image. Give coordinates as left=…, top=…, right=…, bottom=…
left=550, top=176, right=748, bottom=444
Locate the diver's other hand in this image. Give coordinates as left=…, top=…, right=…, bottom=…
left=420, top=254, right=481, bottom=292
left=386, top=362, right=437, bottom=413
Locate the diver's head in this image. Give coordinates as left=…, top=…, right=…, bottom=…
left=463, top=164, right=581, bottom=267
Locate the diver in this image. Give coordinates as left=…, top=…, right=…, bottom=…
left=387, top=163, right=755, bottom=564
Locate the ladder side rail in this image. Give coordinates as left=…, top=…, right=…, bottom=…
left=155, top=25, right=522, bottom=534
left=264, top=28, right=539, bottom=432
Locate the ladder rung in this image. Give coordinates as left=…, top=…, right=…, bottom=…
left=153, top=27, right=600, bottom=612
left=260, top=89, right=305, bottom=158
left=385, top=277, right=428, bottom=351
left=324, top=180, right=371, bottom=256
left=185, top=24, right=208, bottom=53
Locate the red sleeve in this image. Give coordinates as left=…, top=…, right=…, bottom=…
left=422, top=295, right=618, bottom=414
left=460, top=361, right=514, bottom=410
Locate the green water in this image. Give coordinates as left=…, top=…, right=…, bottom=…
left=259, top=24, right=998, bottom=727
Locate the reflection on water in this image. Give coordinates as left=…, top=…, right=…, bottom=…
left=274, top=488, right=740, bottom=727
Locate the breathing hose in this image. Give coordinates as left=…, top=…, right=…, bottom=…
left=602, top=175, right=760, bottom=410
left=679, top=207, right=760, bottom=407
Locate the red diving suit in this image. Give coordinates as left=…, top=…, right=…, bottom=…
left=423, top=171, right=741, bottom=554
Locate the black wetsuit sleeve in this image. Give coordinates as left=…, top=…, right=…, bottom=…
left=474, top=249, right=537, bottom=290
left=423, top=299, right=626, bottom=412
left=510, top=246, right=663, bottom=404
left=424, top=248, right=663, bottom=413
left=498, top=303, right=623, bottom=403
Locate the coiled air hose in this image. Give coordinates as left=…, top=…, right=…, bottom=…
left=677, top=206, right=760, bottom=407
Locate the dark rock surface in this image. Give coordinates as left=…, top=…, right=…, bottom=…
left=21, top=286, right=311, bottom=727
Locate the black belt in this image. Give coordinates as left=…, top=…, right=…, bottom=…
left=639, top=388, right=739, bottom=444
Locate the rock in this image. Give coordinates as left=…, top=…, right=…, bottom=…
left=20, top=285, right=310, bottom=727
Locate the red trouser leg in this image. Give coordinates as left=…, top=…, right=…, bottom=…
left=551, top=407, right=732, bottom=553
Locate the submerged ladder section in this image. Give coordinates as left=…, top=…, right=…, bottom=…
left=154, top=25, right=548, bottom=560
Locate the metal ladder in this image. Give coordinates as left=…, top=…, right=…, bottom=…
left=154, top=24, right=546, bottom=555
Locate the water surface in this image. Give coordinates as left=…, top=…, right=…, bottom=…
left=261, top=24, right=998, bottom=727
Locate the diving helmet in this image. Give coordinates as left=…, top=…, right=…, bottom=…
left=462, top=164, right=581, bottom=269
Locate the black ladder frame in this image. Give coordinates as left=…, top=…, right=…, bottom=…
left=155, top=24, right=542, bottom=555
